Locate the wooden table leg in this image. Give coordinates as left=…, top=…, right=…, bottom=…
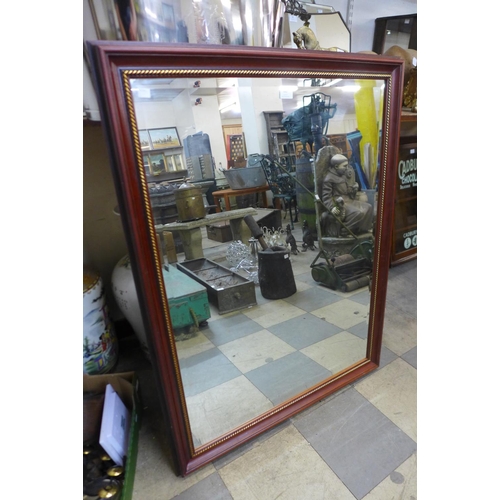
left=261, top=191, right=268, bottom=209
left=214, top=196, right=222, bottom=213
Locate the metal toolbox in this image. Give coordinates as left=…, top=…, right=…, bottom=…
left=163, top=265, right=211, bottom=332
left=176, top=259, right=257, bottom=314
left=206, top=221, right=233, bottom=243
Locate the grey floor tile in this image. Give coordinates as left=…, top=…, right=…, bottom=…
left=203, top=313, right=263, bottom=346
left=171, top=472, right=233, bottom=499
left=381, top=301, right=417, bottom=356
left=268, top=313, right=343, bottom=349
left=245, top=351, right=332, bottom=405
left=179, top=347, right=241, bottom=397
left=293, top=387, right=416, bottom=499
left=385, top=274, right=417, bottom=319
left=347, top=288, right=371, bottom=306
left=346, top=320, right=369, bottom=339
left=389, top=259, right=417, bottom=283
left=213, top=420, right=292, bottom=470
left=363, top=453, right=417, bottom=499
left=401, top=346, right=417, bottom=369
left=283, top=284, right=343, bottom=311
left=378, top=345, right=399, bottom=369
left=294, top=269, right=323, bottom=287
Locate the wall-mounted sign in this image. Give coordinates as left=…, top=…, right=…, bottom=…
left=393, top=139, right=417, bottom=261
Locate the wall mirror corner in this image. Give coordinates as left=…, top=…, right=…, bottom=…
left=87, top=42, right=405, bottom=476
left=372, top=13, right=417, bottom=55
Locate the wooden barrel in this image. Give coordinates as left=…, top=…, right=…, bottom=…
left=295, top=156, right=317, bottom=238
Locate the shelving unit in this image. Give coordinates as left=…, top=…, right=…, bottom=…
left=263, top=111, right=297, bottom=167
left=143, top=147, right=185, bottom=179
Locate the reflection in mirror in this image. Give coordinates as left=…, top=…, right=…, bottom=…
left=128, top=76, right=384, bottom=449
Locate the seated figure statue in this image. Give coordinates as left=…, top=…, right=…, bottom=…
left=317, top=150, right=373, bottom=238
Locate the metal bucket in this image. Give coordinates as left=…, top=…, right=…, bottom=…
left=175, top=182, right=206, bottom=221
left=258, top=246, right=296, bottom=299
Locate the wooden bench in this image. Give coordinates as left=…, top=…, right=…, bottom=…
left=155, top=208, right=258, bottom=261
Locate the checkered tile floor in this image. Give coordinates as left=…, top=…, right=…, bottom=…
left=115, top=218, right=417, bottom=499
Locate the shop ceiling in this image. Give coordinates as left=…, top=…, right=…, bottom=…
left=130, top=76, right=358, bottom=119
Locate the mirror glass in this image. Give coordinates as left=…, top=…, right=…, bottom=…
left=382, top=17, right=414, bottom=53
left=128, top=75, right=384, bottom=449
left=373, top=14, right=417, bottom=54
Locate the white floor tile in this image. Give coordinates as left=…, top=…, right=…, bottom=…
left=218, top=329, right=296, bottom=373
left=243, top=300, right=304, bottom=329
left=356, top=358, right=417, bottom=442
left=219, top=425, right=356, bottom=500
left=186, top=376, right=273, bottom=447
left=311, top=298, right=369, bottom=330
left=300, top=331, right=368, bottom=374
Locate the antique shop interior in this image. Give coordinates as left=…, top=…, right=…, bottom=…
left=83, top=1, right=417, bottom=499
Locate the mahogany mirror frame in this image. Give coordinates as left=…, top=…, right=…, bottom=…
left=87, top=41, right=404, bottom=476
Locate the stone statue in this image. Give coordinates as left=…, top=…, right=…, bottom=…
left=316, top=150, right=373, bottom=237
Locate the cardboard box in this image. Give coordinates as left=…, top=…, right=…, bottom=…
left=83, top=372, right=141, bottom=500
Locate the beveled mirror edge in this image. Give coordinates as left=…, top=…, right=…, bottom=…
left=87, top=41, right=404, bottom=476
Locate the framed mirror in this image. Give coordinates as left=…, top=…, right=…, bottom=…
left=87, top=42, right=404, bottom=476
left=372, top=14, right=417, bottom=54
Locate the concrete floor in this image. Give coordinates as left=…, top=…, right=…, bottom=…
left=114, top=219, right=417, bottom=500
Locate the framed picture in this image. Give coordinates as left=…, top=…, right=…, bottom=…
left=164, top=155, right=175, bottom=172
left=173, top=154, right=184, bottom=171
left=161, top=3, right=175, bottom=30
left=139, top=130, right=151, bottom=150
left=148, top=127, right=181, bottom=150
left=143, top=155, right=150, bottom=172
left=148, top=153, right=166, bottom=175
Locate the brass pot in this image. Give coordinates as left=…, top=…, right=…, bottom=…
left=175, top=181, right=206, bottom=221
